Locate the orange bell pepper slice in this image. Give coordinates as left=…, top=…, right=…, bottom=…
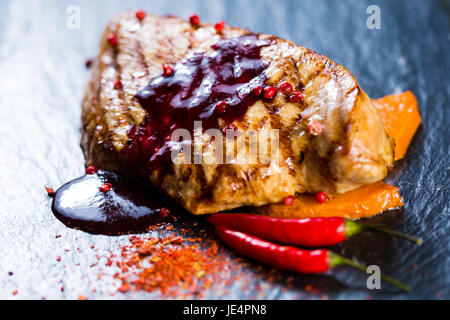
left=257, top=182, right=404, bottom=220
left=373, top=91, right=421, bottom=161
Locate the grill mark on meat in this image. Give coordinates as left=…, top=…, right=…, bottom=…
left=264, top=104, right=298, bottom=176
left=135, top=38, right=151, bottom=81
left=303, top=63, right=326, bottom=93
left=286, top=56, right=304, bottom=89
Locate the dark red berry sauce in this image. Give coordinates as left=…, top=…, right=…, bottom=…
left=52, top=171, right=174, bottom=235
left=122, top=34, right=273, bottom=173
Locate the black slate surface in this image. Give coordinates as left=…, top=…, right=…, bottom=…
left=0, top=0, right=448, bottom=300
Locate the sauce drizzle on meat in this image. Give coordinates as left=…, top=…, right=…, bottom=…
left=123, top=34, right=273, bottom=171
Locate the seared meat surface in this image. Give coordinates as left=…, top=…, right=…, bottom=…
left=82, top=12, right=394, bottom=214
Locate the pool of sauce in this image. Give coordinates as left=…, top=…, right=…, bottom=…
left=52, top=171, right=173, bottom=235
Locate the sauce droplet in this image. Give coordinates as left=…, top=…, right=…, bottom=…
left=52, top=171, right=173, bottom=235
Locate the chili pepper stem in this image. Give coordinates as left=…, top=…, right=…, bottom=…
left=328, top=252, right=410, bottom=293
left=344, top=220, right=423, bottom=245
left=343, top=220, right=364, bottom=238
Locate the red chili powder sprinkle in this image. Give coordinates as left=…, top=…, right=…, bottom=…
left=90, top=222, right=295, bottom=298
left=107, top=234, right=230, bottom=297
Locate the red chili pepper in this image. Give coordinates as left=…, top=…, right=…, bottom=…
left=214, top=226, right=410, bottom=292
left=207, top=214, right=422, bottom=247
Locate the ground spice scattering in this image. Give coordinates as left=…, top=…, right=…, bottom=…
left=106, top=233, right=236, bottom=298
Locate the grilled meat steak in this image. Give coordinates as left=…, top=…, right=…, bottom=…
left=81, top=12, right=394, bottom=215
